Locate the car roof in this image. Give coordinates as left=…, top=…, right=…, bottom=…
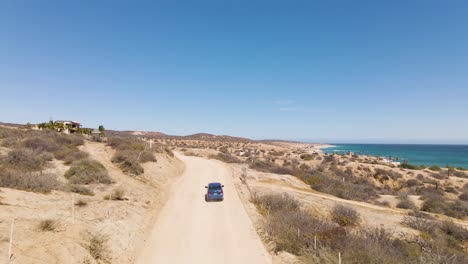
left=208, top=182, right=222, bottom=187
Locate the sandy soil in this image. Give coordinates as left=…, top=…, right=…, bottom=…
left=0, top=141, right=184, bottom=264
left=137, top=154, right=272, bottom=264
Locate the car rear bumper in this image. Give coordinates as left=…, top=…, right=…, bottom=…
left=206, top=195, right=224, bottom=201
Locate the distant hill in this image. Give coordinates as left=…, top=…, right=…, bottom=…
left=0, top=121, right=253, bottom=143
left=0, top=122, right=23, bottom=128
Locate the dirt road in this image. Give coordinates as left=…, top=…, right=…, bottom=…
left=137, top=154, right=272, bottom=264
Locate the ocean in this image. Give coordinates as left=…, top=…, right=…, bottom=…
left=322, top=144, right=468, bottom=169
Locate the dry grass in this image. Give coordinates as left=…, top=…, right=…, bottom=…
left=104, top=188, right=125, bottom=201
left=84, top=232, right=109, bottom=261
left=68, top=184, right=95, bottom=196
left=37, top=219, right=59, bottom=232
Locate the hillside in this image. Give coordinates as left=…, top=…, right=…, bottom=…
left=0, top=126, right=184, bottom=263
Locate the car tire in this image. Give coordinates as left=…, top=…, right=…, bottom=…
left=205, top=195, right=208, bottom=202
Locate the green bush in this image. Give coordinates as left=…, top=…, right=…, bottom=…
left=64, top=159, right=111, bottom=184
left=300, top=153, right=314, bottom=161
left=429, top=165, right=441, bottom=171
left=400, top=163, right=423, bottom=170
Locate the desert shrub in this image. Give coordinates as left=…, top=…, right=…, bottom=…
left=111, top=149, right=138, bottom=163
left=400, top=163, right=422, bottom=170
left=421, top=195, right=448, bottom=214
left=84, top=232, right=109, bottom=261
left=251, top=193, right=299, bottom=214
left=0, top=127, right=18, bottom=139
left=421, top=194, right=468, bottom=219
left=439, top=220, right=468, bottom=241
left=444, top=186, right=458, bottom=194
left=104, top=188, right=125, bottom=200
left=402, top=215, right=437, bottom=234
left=299, top=170, right=378, bottom=202
left=139, top=151, right=156, bottom=163
left=75, top=199, right=88, bottom=207
left=431, top=172, right=448, bottom=180
left=374, top=168, right=402, bottom=181
left=265, top=209, right=337, bottom=255
left=249, top=160, right=294, bottom=175
left=458, top=191, right=468, bottom=201
left=209, top=153, right=242, bottom=163
left=37, top=219, right=59, bottom=232
left=107, top=137, right=145, bottom=151
left=406, top=179, right=420, bottom=187
left=330, top=204, right=360, bottom=227
left=64, top=159, right=111, bottom=184
left=453, top=171, right=467, bottom=178
left=164, top=147, right=174, bottom=157
left=1, top=137, right=19, bottom=148
left=407, top=209, right=434, bottom=220
left=108, top=137, right=161, bottom=175
left=68, top=184, right=94, bottom=196
left=4, top=148, right=49, bottom=171
left=120, top=159, right=144, bottom=175
left=396, top=196, right=417, bottom=210
left=429, top=165, right=441, bottom=171
left=22, top=136, right=60, bottom=153
left=53, top=146, right=88, bottom=165
left=323, top=155, right=336, bottom=163
left=445, top=201, right=468, bottom=219
left=270, top=151, right=285, bottom=157
left=300, top=153, right=314, bottom=160
left=0, top=168, right=61, bottom=193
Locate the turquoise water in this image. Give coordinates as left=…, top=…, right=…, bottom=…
left=322, top=144, right=468, bottom=169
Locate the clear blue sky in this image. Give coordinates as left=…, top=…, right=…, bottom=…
left=1, top=1, right=467, bottom=143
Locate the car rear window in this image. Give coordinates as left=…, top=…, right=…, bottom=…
left=209, top=185, right=222, bottom=191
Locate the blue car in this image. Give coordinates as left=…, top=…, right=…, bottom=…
left=205, top=182, right=224, bottom=202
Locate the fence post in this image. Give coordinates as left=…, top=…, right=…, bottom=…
left=314, top=235, right=317, bottom=257
left=338, top=252, right=341, bottom=264
left=8, top=219, right=14, bottom=263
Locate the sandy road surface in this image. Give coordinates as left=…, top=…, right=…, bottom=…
left=137, top=154, right=272, bottom=264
